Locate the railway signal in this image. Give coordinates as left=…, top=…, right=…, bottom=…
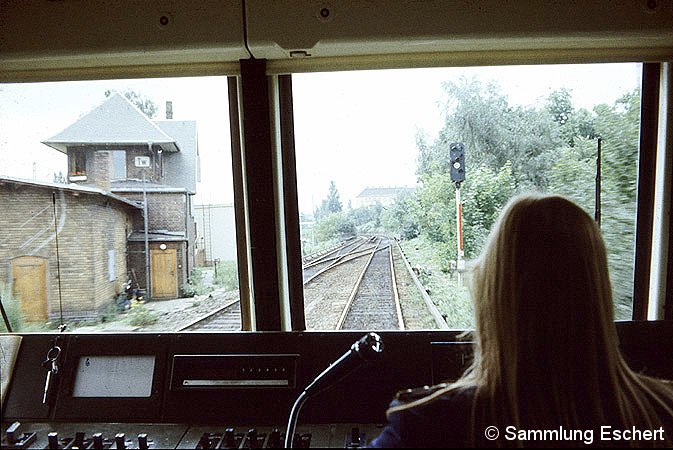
left=449, top=143, right=465, bottom=183
left=449, top=143, right=465, bottom=284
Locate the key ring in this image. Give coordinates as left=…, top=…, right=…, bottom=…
left=46, top=345, right=61, bottom=362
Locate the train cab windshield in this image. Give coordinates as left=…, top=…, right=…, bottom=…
left=1, top=3, right=672, bottom=449
left=0, top=76, right=238, bottom=333
left=0, top=63, right=643, bottom=333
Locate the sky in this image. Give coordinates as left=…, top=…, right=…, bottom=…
left=0, top=63, right=642, bottom=214
left=0, top=77, right=232, bottom=206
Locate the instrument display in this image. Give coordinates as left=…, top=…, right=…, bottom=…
left=171, top=354, right=299, bottom=390
left=73, top=356, right=156, bottom=398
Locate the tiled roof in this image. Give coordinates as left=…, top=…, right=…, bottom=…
left=0, top=175, right=142, bottom=209
left=42, top=93, right=178, bottom=153
left=155, top=120, right=198, bottom=193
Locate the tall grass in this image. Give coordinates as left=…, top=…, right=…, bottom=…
left=0, top=283, right=26, bottom=332
left=214, top=261, right=239, bottom=291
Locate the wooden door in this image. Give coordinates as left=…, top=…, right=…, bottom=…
left=151, top=248, right=178, bottom=299
left=12, top=256, right=48, bottom=322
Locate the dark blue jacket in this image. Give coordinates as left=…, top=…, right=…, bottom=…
left=368, top=386, right=475, bottom=448
left=367, top=386, right=673, bottom=448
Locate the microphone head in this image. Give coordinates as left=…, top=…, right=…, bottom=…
left=352, top=332, right=384, bottom=362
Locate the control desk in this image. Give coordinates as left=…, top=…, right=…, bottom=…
left=2, top=323, right=671, bottom=448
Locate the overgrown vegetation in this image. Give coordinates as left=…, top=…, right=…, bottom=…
left=126, top=300, right=158, bottom=327
left=213, top=261, right=239, bottom=291
left=304, top=79, right=640, bottom=320
left=182, top=264, right=239, bottom=298
left=181, top=268, right=210, bottom=297
left=0, top=284, right=26, bottom=332
left=400, top=237, right=473, bottom=329
left=0, top=283, right=58, bottom=332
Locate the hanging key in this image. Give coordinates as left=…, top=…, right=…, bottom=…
left=42, top=369, right=52, bottom=404
left=42, top=346, right=61, bottom=404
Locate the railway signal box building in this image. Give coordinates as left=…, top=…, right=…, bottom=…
left=1, top=93, right=199, bottom=321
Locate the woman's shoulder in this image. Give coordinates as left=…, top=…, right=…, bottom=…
left=394, top=383, right=476, bottom=409
left=383, top=384, right=477, bottom=447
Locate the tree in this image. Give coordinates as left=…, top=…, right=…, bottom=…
left=419, top=77, right=564, bottom=191
left=105, top=89, right=158, bottom=118
left=591, top=89, right=641, bottom=317
left=324, top=180, right=342, bottom=213
left=460, top=163, right=516, bottom=257
left=410, top=77, right=640, bottom=318
left=547, top=88, right=596, bottom=147
left=314, top=212, right=356, bottom=242
left=547, top=88, right=574, bottom=125
left=593, top=89, right=640, bottom=201
left=314, top=180, right=343, bottom=219
left=381, top=191, right=420, bottom=240
left=349, top=203, right=383, bottom=234
left=437, top=77, right=514, bottom=172
left=548, top=138, right=596, bottom=209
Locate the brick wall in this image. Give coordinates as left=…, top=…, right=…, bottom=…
left=125, top=145, right=160, bottom=182
left=89, top=201, right=133, bottom=312
left=0, top=183, right=139, bottom=320
left=120, top=191, right=187, bottom=232
left=69, top=145, right=164, bottom=188
left=89, top=150, right=111, bottom=191
left=68, top=146, right=113, bottom=191
left=115, top=190, right=194, bottom=299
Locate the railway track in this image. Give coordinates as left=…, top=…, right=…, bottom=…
left=177, top=298, right=241, bottom=331
left=180, top=235, right=446, bottom=332
left=302, top=236, right=375, bottom=282
left=336, top=238, right=401, bottom=330
left=304, top=235, right=447, bottom=331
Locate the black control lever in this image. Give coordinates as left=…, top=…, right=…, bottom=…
left=3, top=422, right=37, bottom=449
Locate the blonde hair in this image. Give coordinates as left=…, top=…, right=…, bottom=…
left=389, top=193, right=673, bottom=446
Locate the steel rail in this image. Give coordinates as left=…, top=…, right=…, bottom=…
left=177, top=297, right=241, bottom=331
left=335, top=240, right=384, bottom=330
left=394, top=239, right=449, bottom=330
left=303, top=239, right=381, bottom=285
left=390, top=243, right=405, bottom=330
left=302, top=236, right=369, bottom=269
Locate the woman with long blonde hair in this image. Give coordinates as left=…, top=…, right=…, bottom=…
left=369, top=193, right=673, bottom=447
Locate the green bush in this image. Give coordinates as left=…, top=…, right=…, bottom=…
left=182, top=268, right=211, bottom=297
left=0, top=284, right=26, bottom=332
left=189, top=268, right=204, bottom=286
left=101, top=301, right=122, bottom=323
left=314, top=212, right=356, bottom=242
left=214, top=261, right=239, bottom=291
left=401, top=237, right=474, bottom=328
left=180, top=282, right=199, bottom=297
left=126, top=301, right=158, bottom=327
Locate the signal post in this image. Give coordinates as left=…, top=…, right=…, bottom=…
left=450, top=143, right=465, bottom=285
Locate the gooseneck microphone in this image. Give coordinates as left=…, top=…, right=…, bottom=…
left=284, top=332, right=384, bottom=448
left=304, top=332, right=384, bottom=397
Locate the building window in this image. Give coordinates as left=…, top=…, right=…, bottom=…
left=111, top=150, right=127, bottom=180
left=108, top=249, right=116, bottom=282
left=69, top=150, right=87, bottom=176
